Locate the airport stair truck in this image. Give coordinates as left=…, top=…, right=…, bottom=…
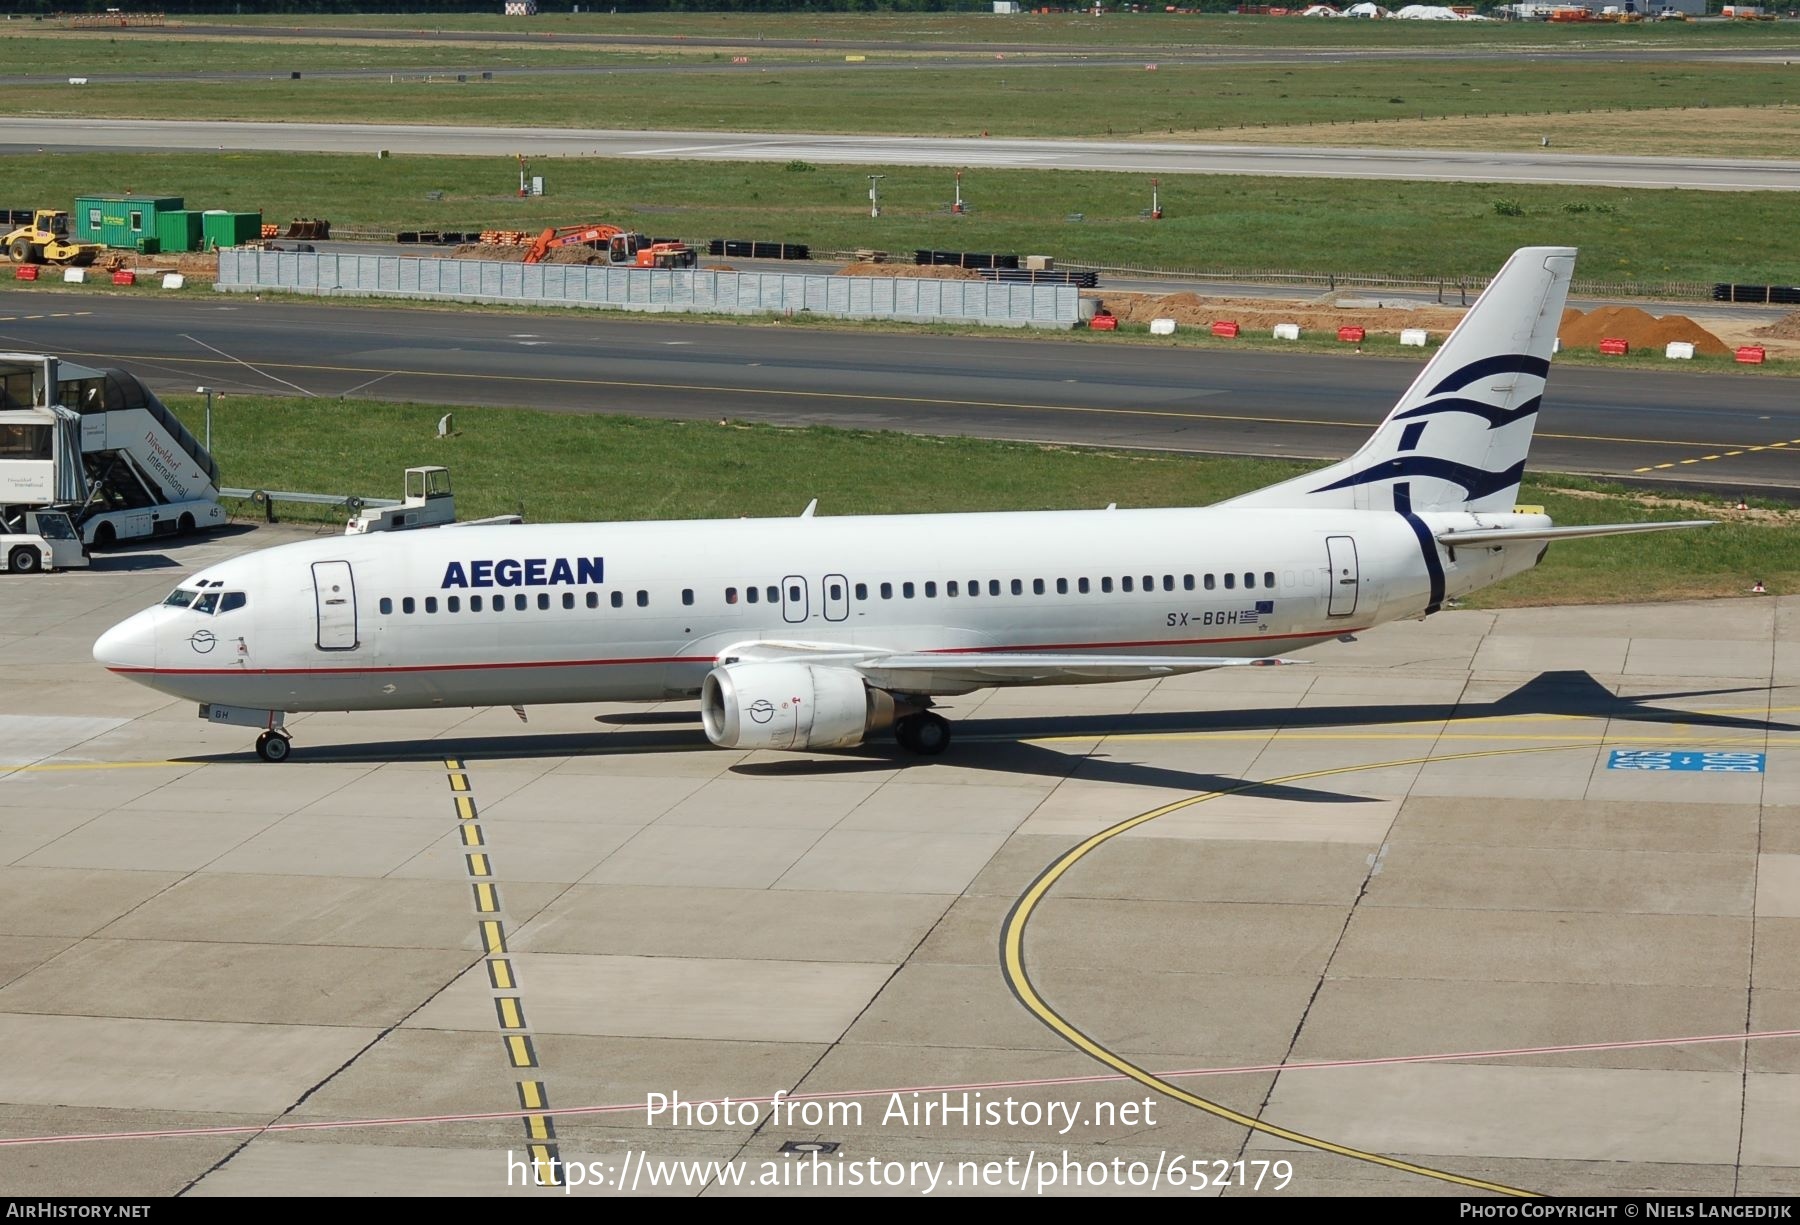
left=0, top=353, right=225, bottom=546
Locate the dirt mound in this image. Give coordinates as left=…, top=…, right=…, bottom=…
left=452, top=242, right=525, bottom=261
left=1558, top=304, right=1728, bottom=355
left=1090, top=290, right=1466, bottom=338
left=1753, top=310, right=1800, bottom=341
left=839, top=262, right=984, bottom=281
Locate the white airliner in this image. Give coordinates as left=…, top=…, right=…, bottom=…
left=95, top=246, right=1706, bottom=762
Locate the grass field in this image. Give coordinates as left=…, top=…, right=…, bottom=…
left=183, top=11, right=1800, bottom=51
left=7, top=57, right=1796, bottom=140
left=0, top=33, right=739, bottom=73
left=162, top=394, right=1797, bottom=607
left=12, top=150, right=1798, bottom=284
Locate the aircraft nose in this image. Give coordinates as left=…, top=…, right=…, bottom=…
left=93, top=611, right=157, bottom=672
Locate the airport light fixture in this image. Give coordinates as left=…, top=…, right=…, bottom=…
left=195, top=386, right=215, bottom=450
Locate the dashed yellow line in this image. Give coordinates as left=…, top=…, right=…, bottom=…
left=444, top=756, right=561, bottom=1186
left=1636, top=436, right=1800, bottom=474
left=999, top=734, right=1770, bottom=1198
left=480, top=919, right=506, bottom=953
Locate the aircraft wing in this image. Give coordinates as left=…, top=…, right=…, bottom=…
left=715, top=641, right=1301, bottom=693
left=855, top=653, right=1300, bottom=690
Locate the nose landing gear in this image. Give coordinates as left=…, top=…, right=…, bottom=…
left=255, top=730, right=293, bottom=763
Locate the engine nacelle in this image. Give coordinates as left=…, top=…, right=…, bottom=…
left=701, top=662, right=896, bottom=751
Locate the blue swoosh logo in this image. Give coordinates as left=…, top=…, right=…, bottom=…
left=1393, top=394, right=1542, bottom=430
left=1312, top=456, right=1527, bottom=501
left=1427, top=354, right=1550, bottom=397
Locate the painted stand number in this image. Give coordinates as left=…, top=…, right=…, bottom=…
left=1607, top=750, right=1766, bottom=773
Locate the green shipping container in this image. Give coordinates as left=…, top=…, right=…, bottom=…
left=135, top=236, right=161, bottom=255
left=73, top=194, right=184, bottom=249
left=201, top=211, right=262, bottom=250
left=155, top=210, right=203, bottom=254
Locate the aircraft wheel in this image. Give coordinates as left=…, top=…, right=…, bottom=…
left=255, top=731, right=292, bottom=763
left=894, top=712, right=950, bottom=756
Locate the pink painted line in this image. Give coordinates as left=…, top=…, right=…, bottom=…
left=4, top=1026, right=1795, bottom=1150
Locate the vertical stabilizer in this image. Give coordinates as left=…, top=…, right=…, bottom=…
left=1222, top=246, right=1575, bottom=513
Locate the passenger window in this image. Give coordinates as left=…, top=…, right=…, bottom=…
left=726, top=587, right=738, bottom=605
left=1122, top=576, right=1134, bottom=593
left=1225, top=573, right=1236, bottom=590
left=1143, top=575, right=1154, bottom=592
left=880, top=582, right=893, bottom=599
left=903, top=582, right=915, bottom=599
left=401, top=597, right=415, bottom=614
left=1101, top=577, right=1113, bottom=593
left=947, top=581, right=959, bottom=597
left=1265, top=571, right=1276, bottom=589
left=471, top=595, right=483, bottom=612
left=1205, top=574, right=1215, bottom=591
left=989, top=580, right=1001, bottom=596
left=425, top=597, right=438, bottom=614
left=746, top=586, right=759, bottom=604
left=1078, top=577, right=1090, bottom=594
left=788, top=584, right=800, bottom=603
left=379, top=597, right=393, bottom=615
left=1183, top=575, right=1195, bottom=591
left=1010, top=579, right=1023, bottom=596
left=611, top=591, right=623, bottom=608
left=586, top=591, right=598, bottom=609
left=1032, top=579, right=1045, bottom=595
left=1244, top=572, right=1254, bottom=589
left=1056, top=578, right=1068, bottom=594
left=563, top=592, right=574, bottom=610
left=1163, top=575, right=1174, bottom=592
left=924, top=581, right=936, bottom=598
left=829, top=582, right=842, bottom=600
left=493, top=597, right=505, bottom=614
left=766, top=586, right=778, bottom=603
left=514, top=594, right=527, bottom=611
left=682, top=589, right=694, bottom=606
left=535, top=593, right=547, bottom=610
left=968, top=581, right=980, bottom=598
left=447, top=596, right=460, bottom=613
left=220, top=592, right=247, bottom=613
left=637, top=590, right=649, bottom=607
left=854, top=583, right=868, bottom=600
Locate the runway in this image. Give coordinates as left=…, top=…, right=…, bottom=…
left=3, top=291, right=1795, bottom=495
left=8, top=118, right=1799, bottom=192
left=0, top=527, right=1793, bottom=1195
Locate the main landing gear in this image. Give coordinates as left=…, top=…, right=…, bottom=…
left=255, top=729, right=293, bottom=763
left=893, top=711, right=951, bottom=756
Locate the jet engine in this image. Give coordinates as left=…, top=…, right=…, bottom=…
left=701, top=662, right=897, bottom=751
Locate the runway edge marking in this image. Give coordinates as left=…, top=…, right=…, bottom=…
left=444, top=756, right=562, bottom=1188
left=997, top=738, right=1743, bottom=1199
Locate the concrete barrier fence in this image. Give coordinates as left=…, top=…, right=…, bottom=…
left=216, top=250, right=1080, bottom=329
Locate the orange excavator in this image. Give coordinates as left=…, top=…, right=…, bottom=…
left=522, top=224, right=696, bottom=269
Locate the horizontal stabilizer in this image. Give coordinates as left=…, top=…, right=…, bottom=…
left=1436, top=520, right=1713, bottom=548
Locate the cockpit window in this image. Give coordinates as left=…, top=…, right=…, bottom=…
left=219, top=592, right=247, bottom=614
left=163, top=589, right=198, bottom=608
left=192, top=592, right=220, bottom=615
